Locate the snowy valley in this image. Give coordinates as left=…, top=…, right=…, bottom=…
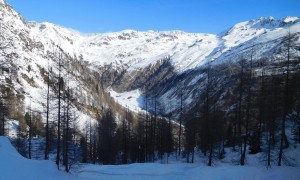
left=1, top=0, right=300, bottom=179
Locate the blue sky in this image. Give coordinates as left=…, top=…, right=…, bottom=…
left=6, top=0, right=300, bottom=34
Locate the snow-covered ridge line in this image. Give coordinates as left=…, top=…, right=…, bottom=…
left=1, top=0, right=300, bottom=116
left=2, top=0, right=299, bottom=75
left=13, top=3, right=298, bottom=73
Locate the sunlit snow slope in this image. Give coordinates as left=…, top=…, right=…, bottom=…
left=1, top=0, right=300, bottom=116
left=30, top=16, right=300, bottom=73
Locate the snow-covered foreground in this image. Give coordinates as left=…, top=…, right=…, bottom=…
left=0, top=136, right=76, bottom=180
left=78, top=163, right=300, bottom=180
left=1, top=136, right=300, bottom=180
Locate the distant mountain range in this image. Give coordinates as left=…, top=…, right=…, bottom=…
left=1, top=0, right=299, bottom=124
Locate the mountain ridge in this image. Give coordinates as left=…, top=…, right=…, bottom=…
left=1, top=0, right=300, bottom=119
left=28, top=15, right=300, bottom=73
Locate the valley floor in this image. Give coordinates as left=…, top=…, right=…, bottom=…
left=77, top=163, right=300, bottom=180
left=1, top=136, right=300, bottom=180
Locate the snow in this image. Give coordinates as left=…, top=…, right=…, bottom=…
left=75, top=30, right=215, bottom=73
left=1, top=135, right=300, bottom=180
left=6, top=119, right=19, bottom=138
left=78, top=163, right=300, bottom=180
left=2, top=0, right=300, bottom=120
left=21, top=15, right=298, bottom=75
left=0, top=0, right=101, bottom=131
left=78, top=142, right=300, bottom=180
left=109, top=88, right=144, bottom=113
left=1, top=2, right=300, bottom=179
left=283, top=16, right=299, bottom=23
left=0, top=136, right=77, bottom=180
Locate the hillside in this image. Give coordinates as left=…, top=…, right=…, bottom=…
left=0, top=0, right=126, bottom=129
left=1, top=136, right=300, bottom=180
left=1, top=0, right=300, bottom=118
left=1, top=0, right=300, bottom=173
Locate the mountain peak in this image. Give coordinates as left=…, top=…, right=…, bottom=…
left=283, top=16, right=299, bottom=23
left=221, top=16, right=299, bottom=37
left=250, top=16, right=299, bottom=29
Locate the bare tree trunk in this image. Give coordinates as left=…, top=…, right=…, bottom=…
left=45, top=59, right=50, bottom=160
left=241, top=46, right=254, bottom=165
left=238, top=59, right=245, bottom=156
left=178, top=82, right=183, bottom=157
left=65, top=86, right=70, bottom=172
left=1, top=100, right=5, bottom=136
left=206, top=65, right=212, bottom=165
left=191, top=146, right=195, bottom=163
left=89, top=121, right=92, bottom=162
left=257, top=59, right=266, bottom=155
left=267, top=132, right=271, bottom=167
left=145, top=97, right=149, bottom=161
left=28, top=101, right=32, bottom=159
left=278, top=32, right=291, bottom=166
left=208, top=144, right=213, bottom=166
left=56, top=53, right=62, bottom=169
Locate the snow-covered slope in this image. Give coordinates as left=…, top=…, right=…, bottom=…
left=30, top=22, right=219, bottom=73
left=1, top=136, right=300, bottom=180
left=1, top=0, right=300, bottom=117
left=0, top=136, right=77, bottom=180
left=0, top=0, right=114, bottom=128
left=46, top=16, right=300, bottom=114
left=28, top=16, right=300, bottom=73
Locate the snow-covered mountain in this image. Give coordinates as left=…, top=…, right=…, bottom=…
left=28, top=15, right=300, bottom=73
left=25, top=17, right=299, bottom=72
left=1, top=0, right=300, bottom=122
left=0, top=0, right=121, bottom=128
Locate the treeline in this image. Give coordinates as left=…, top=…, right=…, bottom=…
left=183, top=32, right=300, bottom=166
left=80, top=107, right=174, bottom=165
left=78, top=32, right=300, bottom=167
left=1, top=31, right=299, bottom=171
